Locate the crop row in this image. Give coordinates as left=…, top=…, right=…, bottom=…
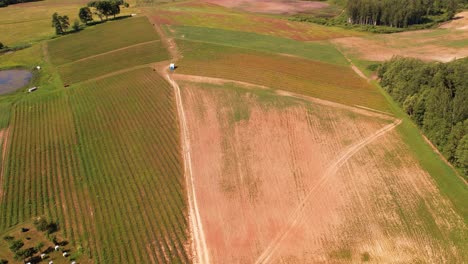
left=48, top=17, right=160, bottom=66
left=57, top=41, right=169, bottom=84
left=0, top=68, right=188, bottom=263
left=177, top=40, right=390, bottom=111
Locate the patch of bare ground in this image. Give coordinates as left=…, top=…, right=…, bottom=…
left=203, top=0, right=328, bottom=15
left=332, top=19, right=468, bottom=62
left=0, top=127, right=10, bottom=200
left=180, top=81, right=466, bottom=263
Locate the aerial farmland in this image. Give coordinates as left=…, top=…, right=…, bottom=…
left=0, top=0, right=466, bottom=263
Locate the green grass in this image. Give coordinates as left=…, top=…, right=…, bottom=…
left=57, top=41, right=169, bottom=84
left=370, top=81, right=468, bottom=221
left=48, top=17, right=159, bottom=65
left=445, top=39, right=468, bottom=48
left=172, top=25, right=348, bottom=65
left=176, top=39, right=390, bottom=111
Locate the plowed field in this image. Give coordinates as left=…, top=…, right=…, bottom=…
left=179, top=80, right=467, bottom=263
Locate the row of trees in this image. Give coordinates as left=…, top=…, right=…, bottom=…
left=346, top=0, right=458, bottom=27
left=0, top=0, right=36, bottom=8
left=52, top=0, right=127, bottom=35
left=80, top=0, right=127, bottom=24
left=378, top=57, right=467, bottom=177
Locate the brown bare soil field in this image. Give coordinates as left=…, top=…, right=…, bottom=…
left=333, top=12, right=468, bottom=62
left=203, top=0, right=328, bottom=15
left=179, top=81, right=467, bottom=263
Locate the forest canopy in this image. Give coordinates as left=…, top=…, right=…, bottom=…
left=378, top=57, right=468, bottom=177
left=0, top=0, right=38, bottom=7
left=346, top=0, right=459, bottom=27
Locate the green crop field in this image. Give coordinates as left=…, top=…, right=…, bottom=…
left=0, top=68, right=188, bottom=263
left=48, top=17, right=159, bottom=66
left=171, top=25, right=348, bottom=66
left=57, top=41, right=168, bottom=84
left=176, top=40, right=390, bottom=111
left=148, top=1, right=363, bottom=41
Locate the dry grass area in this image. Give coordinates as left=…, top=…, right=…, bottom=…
left=180, top=81, right=467, bottom=263
left=333, top=11, right=468, bottom=62
left=203, top=0, right=329, bottom=15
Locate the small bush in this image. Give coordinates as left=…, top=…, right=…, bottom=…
left=34, top=217, right=59, bottom=234
left=9, top=239, right=24, bottom=253
left=3, top=235, right=14, bottom=241
left=0, top=259, right=8, bottom=264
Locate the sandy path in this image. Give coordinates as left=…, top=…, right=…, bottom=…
left=148, top=15, right=210, bottom=263
left=255, top=118, right=402, bottom=264
left=166, top=73, right=211, bottom=264
left=0, top=127, right=10, bottom=200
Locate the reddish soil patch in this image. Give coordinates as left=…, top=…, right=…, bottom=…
left=0, top=127, right=10, bottom=200
left=440, top=11, right=468, bottom=30
left=180, top=81, right=466, bottom=263
left=203, top=0, right=328, bottom=15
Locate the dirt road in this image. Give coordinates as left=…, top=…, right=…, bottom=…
left=166, top=74, right=211, bottom=264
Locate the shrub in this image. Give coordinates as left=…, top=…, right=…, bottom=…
left=9, top=239, right=24, bottom=252
left=3, top=235, right=14, bottom=241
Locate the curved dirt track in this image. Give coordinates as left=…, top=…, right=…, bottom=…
left=255, top=119, right=402, bottom=264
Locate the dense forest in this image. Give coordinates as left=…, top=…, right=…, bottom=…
left=378, top=57, right=467, bottom=178
left=0, top=0, right=38, bottom=7
left=346, top=0, right=459, bottom=27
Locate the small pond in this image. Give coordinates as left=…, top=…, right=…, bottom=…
left=0, top=69, right=33, bottom=95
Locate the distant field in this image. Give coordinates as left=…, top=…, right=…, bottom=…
left=176, top=40, right=389, bottom=111
left=0, top=0, right=138, bottom=45
left=0, top=68, right=188, bottom=263
left=148, top=1, right=362, bottom=41
left=48, top=17, right=159, bottom=65
left=57, top=41, right=168, bottom=83
left=171, top=25, right=348, bottom=65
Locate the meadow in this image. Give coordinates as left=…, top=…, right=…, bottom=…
left=171, top=25, right=348, bottom=65
left=176, top=39, right=390, bottom=111
left=0, top=0, right=138, bottom=46
left=0, top=68, right=189, bottom=263
left=48, top=17, right=159, bottom=65
left=57, top=41, right=168, bottom=84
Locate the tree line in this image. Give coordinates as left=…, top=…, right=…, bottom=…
left=0, top=0, right=37, bottom=8
left=378, top=57, right=467, bottom=177
left=346, top=0, right=459, bottom=27
left=51, top=0, right=128, bottom=35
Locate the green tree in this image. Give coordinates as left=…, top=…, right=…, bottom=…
left=79, top=6, right=93, bottom=25
left=0, top=42, right=4, bottom=49
left=51, top=13, right=70, bottom=35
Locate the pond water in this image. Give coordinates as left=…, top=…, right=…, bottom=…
left=0, top=69, right=33, bottom=95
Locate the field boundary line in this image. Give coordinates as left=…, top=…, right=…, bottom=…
left=166, top=73, right=210, bottom=264
left=78, top=64, right=155, bottom=84
left=57, top=40, right=161, bottom=67
left=172, top=73, right=395, bottom=120
left=255, top=119, right=403, bottom=264
left=0, top=127, right=11, bottom=201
